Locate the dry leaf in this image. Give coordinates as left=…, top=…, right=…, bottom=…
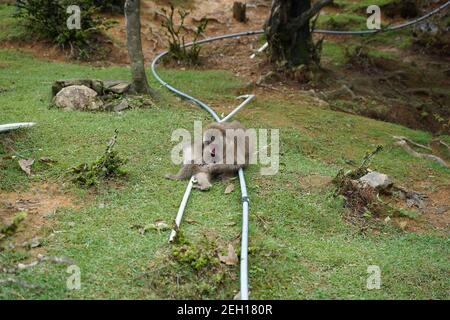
left=224, top=184, right=235, bottom=194
left=18, top=158, right=34, bottom=176
left=219, top=244, right=239, bottom=265
left=399, top=221, right=408, bottom=230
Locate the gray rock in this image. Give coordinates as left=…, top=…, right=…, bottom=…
left=435, top=206, right=449, bottom=215
left=359, top=171, right=393, bottom=190
left=90, top=80, right=104, bottom=95
left=256, top=71, right=277, bottom=85
left=109, top=82, right=131, bottom=94
left=52, top=79, right=93, bottom=97
left=53, top=85, right=104, bottom=111
left=113, top=100, right=130, bottom=112
left=103, top=80, right=128, bottom=89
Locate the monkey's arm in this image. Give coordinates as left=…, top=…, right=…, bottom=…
left=192, top=172, right=212, bottom=191
left=165, top=164, right=197, bottom=180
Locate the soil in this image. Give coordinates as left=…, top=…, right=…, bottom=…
left=0, top=183, right=80, bottom=246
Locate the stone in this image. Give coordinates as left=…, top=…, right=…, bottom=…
left=435, top=206, right=449, bottom=215
left=256, top=71, right=277, bottom=85
left=113, top=100, right=130, bottom=112
left=90, top=79, right=104, bottom=95
left=103, top=80, right=128, bottom=90
left=53, top=85, right=104, bottom=111
left=52, top=79, right=92, bottom=97
left=359, top=171, right=393, bottom=190
left=109, top=82, right=131, bottom=94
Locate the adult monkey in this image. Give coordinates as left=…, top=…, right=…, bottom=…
left=165, top=121, right=252, bottom=190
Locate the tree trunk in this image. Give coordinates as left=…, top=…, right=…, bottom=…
left=125, top=0, right=156, bottom=96
left=265, top=0, right=333, bottom=67
left=233, top=2, right=247, bottom=23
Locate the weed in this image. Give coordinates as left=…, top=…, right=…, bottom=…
left=161, top=4, right=208, bottom=65
left=0, top=212, right=27, bottom=239
left=70, top=130, right=127, bottom=187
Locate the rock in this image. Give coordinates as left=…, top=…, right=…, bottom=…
left=103, top=80, right=129, bottom=91
left=435, top=206, right=449, bottom=215
left=53, top=85, right=104, bottom=111
left=21, top=237, right=42, bottom=249
left=52, top=79, right=93, bottom=97
left=113, top=100, right=130, bottom=112
left=109, top=82, right=131, bottom=94
left=90, top=80, right=104, bottom=95
left=359, top=171, right=393, bottom=190
left=256, top=71, right=277, bottom=85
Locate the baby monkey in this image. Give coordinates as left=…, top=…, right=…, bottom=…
left=165, top=121, right=250, bottom=190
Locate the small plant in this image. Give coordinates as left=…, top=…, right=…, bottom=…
left=344, top=44, right=375, bottom=72
left=70, top=130, right=127, bottom=187
left=333, top=146, right=386, bottom=226
left=0, top=212, right=27, bottom=240
left=161, top=4, right=208, bottom=65
left=15, top=0, right=115, bottom=60
left=172, top=237, right=220, bottom=271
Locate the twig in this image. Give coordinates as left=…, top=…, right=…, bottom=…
left=393, top=136, right=432, bottom=151
left=0, top=278, right=40, bottom=289
left=394, top=137, right=448, bottom=168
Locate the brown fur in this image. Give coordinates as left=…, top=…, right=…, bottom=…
left=165, top=121, right=250, bottom=190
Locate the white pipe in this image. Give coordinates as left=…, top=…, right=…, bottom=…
left=238, top=168, right=249, bottom=300
left=0, top=122, right=35, bottom=133
left=168, top=176, right=195, bottom=243
left=220, top=95, right=255, bottom=123
left=250, top=42, right=268, bottom=59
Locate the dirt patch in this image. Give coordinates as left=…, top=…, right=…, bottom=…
left=299, top=174, right=333, bottom=191
left=0, top=183, right=80, bottom=246
left=387, top=181, right=450, bottom=234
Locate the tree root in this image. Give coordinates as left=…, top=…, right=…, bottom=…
left=393, top=136, right=448, bottom=167
left=0, top=277, right=40, bottom=289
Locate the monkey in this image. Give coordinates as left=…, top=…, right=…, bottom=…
left=165, top=121, right=250, bottom=190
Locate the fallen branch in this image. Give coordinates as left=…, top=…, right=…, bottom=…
left=394, top=137, right=448, bottom=168
left=393, top=136, right=432, bottom=151
left=0, top=277, right=40, bottom=289
left=17, top=254, right=75, bottom=270
left=438, top=140, right=450, bottom=152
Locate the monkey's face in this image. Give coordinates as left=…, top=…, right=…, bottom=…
left=202, top=128, right=224, bottom=164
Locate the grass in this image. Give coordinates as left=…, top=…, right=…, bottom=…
left=0, top=47, right=449, bottom=300
left=0, top=0, right=449, bottom=301
left=317, top=12, right=368, bottom=31
left=0, top=4, right=27, bottom=42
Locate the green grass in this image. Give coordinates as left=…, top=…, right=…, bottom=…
left=1, top=48, right=449, bottom=300
left=317, top=12, right=368, bottom=31
left=0, top=4, right=27, bottom=42
left=335, top=0, right=397, bottom=12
